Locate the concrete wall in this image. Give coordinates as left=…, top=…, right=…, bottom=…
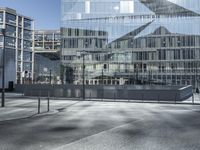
left=15, top=84, right=193, bottom=101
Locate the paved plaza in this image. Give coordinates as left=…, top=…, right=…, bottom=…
left=0, top=95, right=200, bottom=150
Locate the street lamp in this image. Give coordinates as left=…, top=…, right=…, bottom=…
left=135, top=64, right=139, bottom=84
left=77, top=50, right=86, bottom=100
left=1, top=28, right=6, bottom=107
left=82, top=51, right=86, bottom=100
left=49, top=69, right=52, bottom=84
left=102, top=64, right=107, bottom=85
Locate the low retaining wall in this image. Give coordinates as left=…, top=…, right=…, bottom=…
left=15, top=84, right=193, bottom=101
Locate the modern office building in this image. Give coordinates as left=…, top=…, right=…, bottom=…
left=61, top=0, right=200, bottom=88
left=34, top=30, right=61, bottom=84
left=0, top=7, right=34, bottom=89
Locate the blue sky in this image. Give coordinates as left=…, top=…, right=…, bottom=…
left=0, top=0, right=60, bottom=29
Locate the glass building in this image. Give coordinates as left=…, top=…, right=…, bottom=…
left=0, top=7, right=34, bottom=88
left=61, top=0, right=200, bottom=88
left=34, top=30, right=61, bottom=84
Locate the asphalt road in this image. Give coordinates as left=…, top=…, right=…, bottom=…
left=0, top=100, right=200, bottom=150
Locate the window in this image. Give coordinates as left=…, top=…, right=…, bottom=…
left=24, top=30, right=32, bottom=40
left=18, top=16, right=22, bottom=26
left=6, top=25, right=16, bottom=37
left=18, top=39, right=22, bottom=49
left=68, top=29, right=72, bottom=36
left=85, top=0, right=90, bottom=14
left=44, top=34, right=53, bottom=41
left=5, top=37, right=15, bottom=48
left=74, top=29, right=79, bottom=36
left=35, top=34, right=43, bottom=41
left=174, top=50, right=180, bottom=60
left=23, top=40, right=32, bottom=50
left=23, top=51, right=32, bottom=61
left=63, top=55, right=73, bottom=60
left=24, top=18, right=32, bottom=30
left=23, top=62, right=32, bottom=72
left=6, top=13, right=16, bottom=25
left=44, top=42, right=53, bottom=49
left=158, top=50, right=166, bottom=60
left=18, top=28, right=22, bottom=38
left=0, top=12, right=3, bottom=23
left=120, top=1, right=134, bottom=13
left=54, top=33, right=60, bottom=41
left=17, top=63, right=21, bottom=72
left=54, top=42, right=60, bottom=50
left=63, top=38, right=78, bottom=48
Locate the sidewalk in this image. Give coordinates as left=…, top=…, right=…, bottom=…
left=0, top=98, right=79, bottom=122
left=0, top=93, right=199, bottom=122
left=0, top=99, right=37, bottom=122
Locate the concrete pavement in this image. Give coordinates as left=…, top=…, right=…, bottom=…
left=0, top=98, right=200, bottom=150
left=0, top=98, right=79, bottom=121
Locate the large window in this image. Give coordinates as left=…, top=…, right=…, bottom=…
left=63, top=2, right=84, bottom=12
left=54, top=42, right=60, bottom=50
left=23, top=51, right=32, bottom=61
left=24, top=18, right=32, bottom=30
left=17, top=50, right=22, bottom=60
left=35, top=42, right=43, bottom=49
left=35, top=34, right=43, bottom=41
left=18, top=16, right=22, bottom=27
left=120, top=1, right=134, bottom=13
left=18, top=39, right=22, bottom=49
left=6, top=25, right=16, bottom=37
left=23, top=30, right=32, bottom=40
left=158, top=50, right=166, bottom=60
left=44, top=34, right=53, bottom=41
left=5, top=37, right=15, bottom=48
left=44, top=42, right=53, bottom=49
left=23, top=40, right=32, bottom=50
left=18, top=28, right=22, bottom=38
left=6, top=13, right=16, bottom=25
left=85, top=0, right=90, bottom=14
left=23, top=62, right=32, bottom=72
left=54, top=33, right=60, bottom=41
left=0, top=12, right=3, bottom=23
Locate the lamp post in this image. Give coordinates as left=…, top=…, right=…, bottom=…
left=77, top=50, right=86, bottom=100
left=1, top=28, right=5, bottom=107
left=102, top=64, right=107, bottom=84
left=136, top=64, right=139, bottom=84
left=101, top=64, right=107, bottom=100
left=82, top=51, right=85, bottom=100
left=49, top=69, right=52, bottom=84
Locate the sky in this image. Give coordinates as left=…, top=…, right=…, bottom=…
left=0, top=0, right=60, bottom=30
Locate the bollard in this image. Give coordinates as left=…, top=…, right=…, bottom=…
left=192, top=94, right=194, bottom=105
left=38, top=97, right=41, bottom=114
left=47, top=91, right=50, bottom=112
left=102, top=89, right=104, bottom=101
left=90, top=92, right=92, bottom=100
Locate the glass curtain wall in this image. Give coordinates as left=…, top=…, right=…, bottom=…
left=61, top=0, right=200, bottom=88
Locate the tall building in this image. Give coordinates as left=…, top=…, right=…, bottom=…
left=61, top=0, right=200, bottom=88
left=34, top=30, right=61, bottom=84
left=0, top=7, right=34, bottom=88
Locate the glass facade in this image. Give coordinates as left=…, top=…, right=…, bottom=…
left=34, top=30, right=61, bottom=84
left=61, top=0, right=200, bottom=87
left=34, top=30, right=60, bottom=51
left=0, top=8, right=34, bottom=88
